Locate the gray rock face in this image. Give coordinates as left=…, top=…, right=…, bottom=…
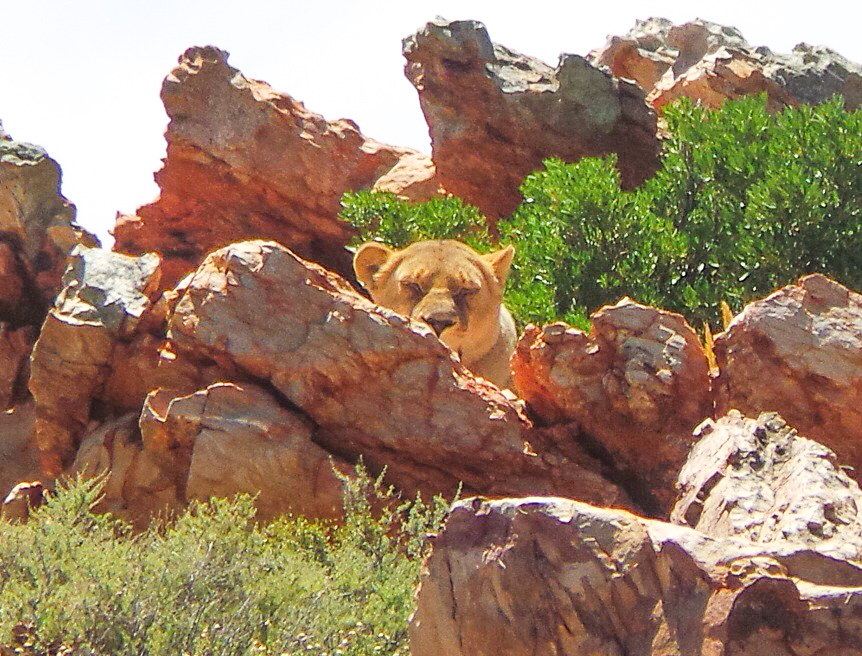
left=55, top=246, right=162, bottom=337
left=673, top=410, right=862, bottom=561
left=403, top=18, right=660, bottom=221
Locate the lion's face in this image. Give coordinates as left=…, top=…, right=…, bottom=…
left=353, top=240, right=514, bottom=363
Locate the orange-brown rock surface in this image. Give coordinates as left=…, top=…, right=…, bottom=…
left=590, top=18, right=862, bottom=112
left=112, top=46, right=422, bottom=287
left=673, top=410, right=862, bottom=560
left=714, top=273, right=862, bottom=485
left=512, top=299, right=711, bottom=513
left=411, top=494, right=862, bottom=655
left=0, top=401, right=39, bottom=502
left=141, top=382, right=347, bottom=521
left=403, top=19, right=660, bottom=222
left=165, top=239, right=633, bottom=507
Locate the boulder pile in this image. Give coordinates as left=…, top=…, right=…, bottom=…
left=3, top=17, right=862, bottom=652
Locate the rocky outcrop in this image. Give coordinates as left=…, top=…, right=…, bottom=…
left=140, top=382, right=347, bottom=522
left=28, top=246, right=173, bottom=475
left=0, top=136, right=98, bottom=326
left=411, top=495, right=862, bottom=655
left=112, top=46, right=421, bottom=287
left=590, top=18, right=862, bottom=111
left=403, top=19, right=660, bottom=222
left=165, top=239, right=634, bottom=507
left=674, top=410, right=862, bottom=561
left=512, top=298, right=711, bottom=513
left=0, top=130, right=97, bottom=492
left=714, top=274, right=862, bottom=485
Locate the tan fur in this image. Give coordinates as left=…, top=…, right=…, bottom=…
left=353, top=239, right=516, bottom=388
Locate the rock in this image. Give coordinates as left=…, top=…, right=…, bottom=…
left=112, top=46, right=420, bottom=288
left=673, top=410, right=862, bottom=560
left=71, top=414, right=182, bottom=529
left=140, top=382, right=346, bottom=521
left=1, top=481, right=44, bottom=522
left=0, top=323, right=34, bottom=408
left=411, top=495, right=862, bottom=655
left=371, top=151, right=442, bottom=202
left=0, top=401, right=41, bottom=499
left=403, top=19, right=660, bottom=222
left=166, top=239, right=633, bottom=507
left=714, top=274, right=862, bottom=483
left=0, top=136, right=99, bottom=326
left=512, top=298, right=712, bottom=513
left=29, top=246, right=164, bottom=475
left=591, top=18, right=862, bottom=111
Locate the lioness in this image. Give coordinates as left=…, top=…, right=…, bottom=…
left=353, top=239, right=516, bottom=388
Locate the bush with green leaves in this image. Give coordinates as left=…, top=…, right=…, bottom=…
left=341, top=95, right=862, bottom=328
left=0, top=468, right=450, bottom=656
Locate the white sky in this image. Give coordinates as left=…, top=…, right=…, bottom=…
left=2, top=1, right=861, bottom=245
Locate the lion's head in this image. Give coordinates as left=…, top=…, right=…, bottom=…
left=353, top=239, right=515, bottom=374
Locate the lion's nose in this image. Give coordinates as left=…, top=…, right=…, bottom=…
left=424, top=316, right=455, bottom=337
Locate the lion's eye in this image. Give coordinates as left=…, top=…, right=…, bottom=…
left=453, top=287, right=478, bottom=304
left=402, top=281, right=424, bottom=298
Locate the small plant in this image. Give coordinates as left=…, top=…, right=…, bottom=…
left=0, top=467, right=450, bottom=655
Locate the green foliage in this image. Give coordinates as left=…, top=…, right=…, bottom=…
left=340, top=191, right=491, bottom=253
left=0, top=468, right=450, bottom=655
left=503, top=95, right=862, bottom=326
left=341, top=96, right=862, bottom=328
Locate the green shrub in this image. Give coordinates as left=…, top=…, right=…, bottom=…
left=342, top=95, right=862, bottom=329
left=340, top=191, right=491, bottom=252
left=0, top=468, right=449, bottom=655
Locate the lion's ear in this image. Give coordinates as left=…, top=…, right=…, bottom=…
left=483, top=245, right=515, bottom=285
left=353, top=242, right=394, bottom=292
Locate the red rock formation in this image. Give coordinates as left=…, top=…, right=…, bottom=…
left=512, top=299, right=712, bottom=513
left=411, top=495, right=862, bottom=655
left=591, top=18, right=862, bottom=112
left=166, top=239, right=633, bottom=507
left=112, top=46, right=422, bottom=287
left=28, top=246, right=177, bottom=475
left=403, top=19, right=660, bottom=222
left=714, top=274, right=862, bottom=483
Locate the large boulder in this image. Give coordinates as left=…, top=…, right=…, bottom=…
left=713, top=274, right=862, bottom=484
left=674, top=410, right=862, bottom=561
left=590, top=18, right=862, bottom=111
left=411, top=495, right=862, bottom=655
left=112, top=46, right=422, bottom=287
left=28, top=246, right=172, bottom=475
left=512, top=299, right=712, bottom=513
left=403, top=19, right=660, bottom=222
